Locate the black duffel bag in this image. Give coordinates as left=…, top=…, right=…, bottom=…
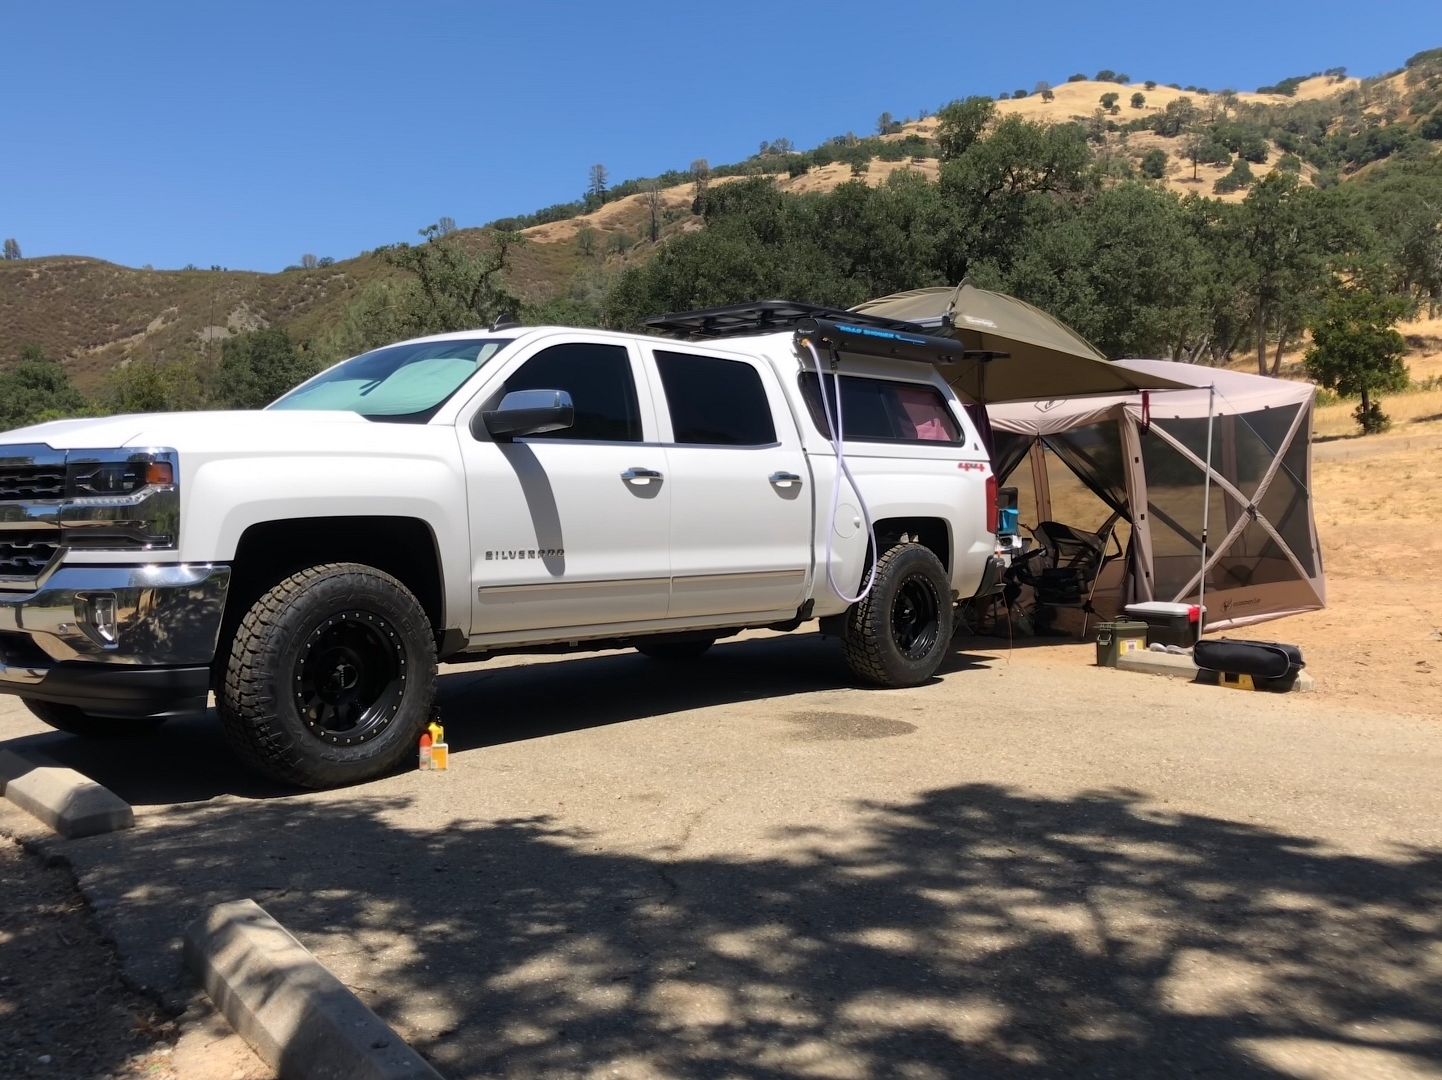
left=1193, top=639, right=1304, bottom=690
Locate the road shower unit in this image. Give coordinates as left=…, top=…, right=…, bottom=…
left=0, top=303, right=1003, bottom=787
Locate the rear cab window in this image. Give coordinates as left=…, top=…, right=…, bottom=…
left=798, top=373, right=963, bottom=445
left=654, top=351, right=777, bottom=446
left=644, top=346, right=803, bottom=447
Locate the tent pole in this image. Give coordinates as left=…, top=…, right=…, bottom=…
left=1198, top=384, right=1215, bottom=631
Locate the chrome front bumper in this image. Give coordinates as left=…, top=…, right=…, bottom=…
left=0, top=564, right=230, bottom=680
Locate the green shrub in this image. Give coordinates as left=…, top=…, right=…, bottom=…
left=1213, top=158, right=1255, bottom=193
left=1141, top=148, right=1168, bottom=178
left=1239, top=135, right=1270, bottom=164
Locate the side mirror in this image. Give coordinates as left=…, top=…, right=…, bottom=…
left=477, top=389, right=574, bottom=441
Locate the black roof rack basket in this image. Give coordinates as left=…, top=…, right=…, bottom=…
left=645, top=300, right=972, bottom=366
left=643, top=300, right=920, bottom=340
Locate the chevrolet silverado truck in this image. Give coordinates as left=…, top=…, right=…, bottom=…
left=0, top=304, right=998, bottom=787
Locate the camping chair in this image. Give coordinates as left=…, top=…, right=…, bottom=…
left=1018, top=513, right=1124, bottom=639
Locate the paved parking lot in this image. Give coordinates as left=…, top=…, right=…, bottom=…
left=4, top=632, right=1442, bottom=1078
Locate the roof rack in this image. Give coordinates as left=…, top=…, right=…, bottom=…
left=646, top=300, right=982, bottom=366
left=643, top=300, right=923, bottom=340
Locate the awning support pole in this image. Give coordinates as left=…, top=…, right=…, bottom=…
left=1198, top=384, right=1215, bottom=631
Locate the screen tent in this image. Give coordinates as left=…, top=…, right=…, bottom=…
left=987, top=360, right=1325, bottom=633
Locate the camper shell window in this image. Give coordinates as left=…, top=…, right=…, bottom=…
left=798, top=373, right=962, bottom=445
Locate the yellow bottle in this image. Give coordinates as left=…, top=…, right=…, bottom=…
left=428, top=721, right=449, bottom=771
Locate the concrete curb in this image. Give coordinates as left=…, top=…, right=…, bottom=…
left=1114, top=653, right=1316, bottom=692
left=0, top=749, right=134, bottom=839
left=184, top=899, right=443, bottom=1080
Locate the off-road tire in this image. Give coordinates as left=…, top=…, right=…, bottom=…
left=217, top=563, right=437, bottom=789
left=840, top=542, right=953, bottom=688
left=635, top=638, right=716, bottom=661
left=21, top=700, right=166, bottom=738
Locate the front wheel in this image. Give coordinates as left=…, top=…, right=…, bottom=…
left=22, top=700, right=166, bottom=738
left=840, top=543, right=953, bottom=688
left=217, top=563, right=437, bottom=788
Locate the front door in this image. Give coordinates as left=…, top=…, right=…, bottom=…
left=460, top=339, right=671, bottom=637
left=643, top=344, right=812, bottom=620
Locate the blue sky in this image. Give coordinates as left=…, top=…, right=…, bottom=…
left=4, top=1, right=1440, bottom=272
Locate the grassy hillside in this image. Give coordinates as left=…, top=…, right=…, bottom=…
left=3, top=50, right=1440, bottom=392
left=0, top=237, right=598, bottom=393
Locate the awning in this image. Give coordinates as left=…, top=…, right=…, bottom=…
left=851, top=284, right=1192, bottom=403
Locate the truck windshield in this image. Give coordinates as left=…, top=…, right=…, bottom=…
left=268, top=338, right=510, bottom=421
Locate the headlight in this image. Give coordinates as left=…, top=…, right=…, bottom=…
left=60, top=450, right=180, bottom=549
left=68, top=458, right=173, bottom=499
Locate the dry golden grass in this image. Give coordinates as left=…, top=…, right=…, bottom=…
left=777, top=158, right=940, bottom=194
left=895, top=79, right=1345, bottom=141
left=1290, top=423, right=1442, bottom=711
left=1313, top=388, right=1442, bottom=439
left=521, top=181, right=703, bottom=245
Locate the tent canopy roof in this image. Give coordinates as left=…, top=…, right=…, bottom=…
left=989, top=359, right=1315, bottom=437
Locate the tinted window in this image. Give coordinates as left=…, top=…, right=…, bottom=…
left=799, top=373, right=962, bottom=444
left=505, top=342, right=641, bottom=442
left=656, top=352, right=777, bottom=446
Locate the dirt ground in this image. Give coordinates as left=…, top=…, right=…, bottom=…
left=3, top=632, right=1442, bottom=1079
left=0, top=821, right=269, bottom=1080
left=0, top=832, right=178, bottom=1079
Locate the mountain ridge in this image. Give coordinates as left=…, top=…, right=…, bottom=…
left=3, top=55, right=1439, bottom=391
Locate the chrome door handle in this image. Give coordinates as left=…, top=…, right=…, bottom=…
left=769, top=471, right=803, bottom=488
left=622, top=467, right=663, bottom=485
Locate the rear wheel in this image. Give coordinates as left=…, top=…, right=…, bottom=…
left=841, top=543, right=953, bottom=688
left=21, top=700, right=165, bottom=738
left=635, top=638, right=716, bottom=661
left=217, top=563, right=437, bottom=789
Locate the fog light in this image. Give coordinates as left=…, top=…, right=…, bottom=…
left=79, top=593, right=119, bottom=647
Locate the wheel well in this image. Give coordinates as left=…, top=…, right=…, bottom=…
left=220, top=517, right=446, bottom=656
left=873, top=517, right=951, bottom=573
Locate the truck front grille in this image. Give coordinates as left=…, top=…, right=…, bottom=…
left=0, top=463, right=66, bottom=501
left=0, top=534, right=61, bottom=579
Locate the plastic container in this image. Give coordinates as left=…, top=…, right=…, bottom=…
left=1124, top=602, right=1204, bottom=648
left=1095, top=619, right=1148, bottom=667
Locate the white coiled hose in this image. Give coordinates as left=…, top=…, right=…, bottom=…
left=803, top=338, right=879, bottom=605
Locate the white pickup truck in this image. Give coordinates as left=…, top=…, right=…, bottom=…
left=0, top=305, right=999, bottom=786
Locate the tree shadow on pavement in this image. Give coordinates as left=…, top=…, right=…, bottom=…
left=64, top=782, right=1442, bottom=1078
left=6, top=632, right=995, bottom=805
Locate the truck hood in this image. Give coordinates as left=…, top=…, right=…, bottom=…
left=0, top=410, right=435, bottom=454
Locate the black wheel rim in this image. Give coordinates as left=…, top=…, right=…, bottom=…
left=293, top=610, right=407, bottom=746
left=892, top=575, right=941, bottom=660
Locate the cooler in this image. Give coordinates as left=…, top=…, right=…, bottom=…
left=1124, top=602, right=1204, bottom=648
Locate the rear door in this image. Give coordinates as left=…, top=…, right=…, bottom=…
left=642, top=344, right=812, bottom=620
